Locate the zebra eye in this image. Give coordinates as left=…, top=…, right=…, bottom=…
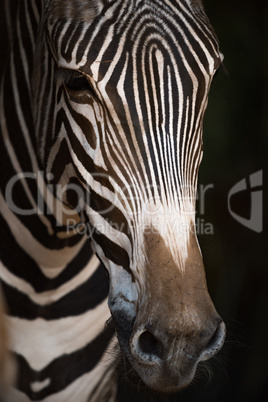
left=65, top=71, right=93, bottom=93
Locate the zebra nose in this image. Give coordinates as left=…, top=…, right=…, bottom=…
left=129, top=320, right=226, bottom=366
left=130, top=328, right=165, bottom=365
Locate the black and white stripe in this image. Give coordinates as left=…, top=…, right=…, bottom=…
left=0, top=0, right=222, bottom=400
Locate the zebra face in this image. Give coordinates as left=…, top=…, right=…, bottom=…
left=34, top=0, right=225, bottom=393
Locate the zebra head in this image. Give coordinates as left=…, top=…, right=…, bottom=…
left=34, top=0, right=225, bottom=392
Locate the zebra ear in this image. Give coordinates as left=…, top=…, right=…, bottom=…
left=187, top=0, right=206, bottom=13
left=46, top=0, right=102, bottom=22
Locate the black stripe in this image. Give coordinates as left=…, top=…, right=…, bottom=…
left=0, top=213, right=99, bottom=292
left=54, top=108, right=115, bottom=193
left=1, top=261, right=109, bottom=319
left=93, top=229, right=133, bottom=278
left=60, top=22, right=77, bottom=64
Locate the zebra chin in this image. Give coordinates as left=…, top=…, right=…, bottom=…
left=122, top=353, right=199, bottom=394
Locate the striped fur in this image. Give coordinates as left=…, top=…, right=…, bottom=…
left=0, top=0, right=224, bottom=400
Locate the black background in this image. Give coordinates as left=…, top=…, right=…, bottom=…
left=197, top=1, right=267, bottom=401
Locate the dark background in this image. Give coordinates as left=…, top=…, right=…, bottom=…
left=197, top=1, right=267, bottom=401
left=119, top=0, right=268, bottom=401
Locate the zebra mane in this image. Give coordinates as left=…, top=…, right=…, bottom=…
left=46, top=0, right=101, bottom=22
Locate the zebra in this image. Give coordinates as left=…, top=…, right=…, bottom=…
left=0, top=0, right=226, bottom=401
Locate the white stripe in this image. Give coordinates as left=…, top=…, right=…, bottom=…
left=5, top=339, right=118, bottom=402
left=7, top=299, right=110, bottom=371
left=0, top=254, right=99, bottom=306
left=0, top=192, right=86, bottom=275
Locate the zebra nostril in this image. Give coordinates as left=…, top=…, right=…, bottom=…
left=131, top=329, right=164, bottom=363
left=139, top=331, right=160, bottom=357
left=201, top=320, right=226, bottom=361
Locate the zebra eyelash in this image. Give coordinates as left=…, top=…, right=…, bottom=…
left=55, top=68, right=98, bottom=96
left=54, top=68, right=80, bottom=85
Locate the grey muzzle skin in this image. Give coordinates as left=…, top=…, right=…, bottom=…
left=109, top=231, right=226, bottom=393
left=111, top=307, right=225, bottom=393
